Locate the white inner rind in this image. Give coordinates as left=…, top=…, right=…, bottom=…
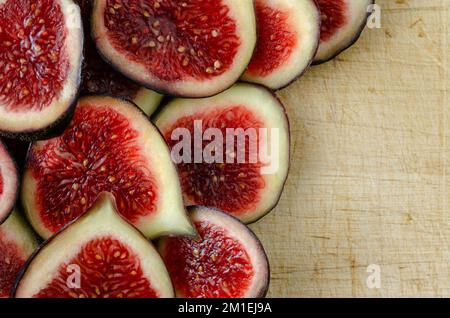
left=22, top=96, right=194, bottom=239
left=0, top=143, right=17, bottom=222
left=92, top=0, right=256, bottom=97
left=0, top=209, right=38, bottom=259
left=160, top=207, right=269, bottom=298
left=15, top=194, right=174, bottom=298
left=0, top=0, right=83, bottom=133
left=242, top=0, right=320, bottom=90
left=133, top=88, right=163, bottom=116
left=315, top=0, right=372, bottom=62
left=154, top=83, right=290, bottom=224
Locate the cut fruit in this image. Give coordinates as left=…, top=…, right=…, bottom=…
left=242, top=0, right=320, bottom=90
left=0, top=0, right=83, bottom=140
left=75, top=0, right=163, bottom=115
left=15, top=194, right=174, bottom=298
left=154, top=83, right=290, bottom=224
left=0, top=209, right=39, bottom=298
left=92, top=0, right=256, bottom=97
left=314, top=0, right=374, bottom=64
left=22, top=95, right=194, bottom=239
left=0, top=140, right=19, bottom=224
left=159, top=206, right=269, bottom=298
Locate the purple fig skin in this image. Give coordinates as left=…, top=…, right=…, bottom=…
left=0, top=96, right=79, bottom=142
left=313, top=0, right=376, bottom=66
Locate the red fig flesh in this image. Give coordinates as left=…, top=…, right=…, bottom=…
left=22, top=96, right=194, bottom=239
left=91, top=0, right=256, bottom=97
left=0, top=209, right=38, bottom=298
left=0, top=0, right=83, bottom=140
left=243, top=0, right=320, bottom=89
left=75, top=0, right=162, bottom=115
left=314, top=0, right=374, bottom=64
left=15, top=194, right=174, bottom=298
left=159, top=206, right=269, bottom=298
left=154, top=83, right=290, bottom=224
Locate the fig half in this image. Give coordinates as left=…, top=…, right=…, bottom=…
left=154, top=83, right=290, bottom=224
left=75, top=0, right=163, bottom=115
left=22, top=95, right=194, bottom=239
left=92, top=0, right=256, bottom=97
left=242, top=0, right=320, bottom=90
left=0, top=140, right=19, bottom=224
left=159, top=206, right=270, bottom=298
left=0, top=0, right=83, bottom=140
left=15, top=194, right=174, bottom=298
left=1, top=209, right=38, bottom=298
left=314, top=0, right=374, bottom=64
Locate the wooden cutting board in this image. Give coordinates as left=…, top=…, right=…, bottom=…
left=250, top=0, right=449, bottom=297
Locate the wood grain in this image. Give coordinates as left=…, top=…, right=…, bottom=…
left=249, top=0, right=450, bottom=297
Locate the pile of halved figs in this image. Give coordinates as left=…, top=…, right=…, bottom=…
left=0, top=0, right=374, bottom=298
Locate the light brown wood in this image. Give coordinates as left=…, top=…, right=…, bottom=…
left=249, top=0, right=450, bottom=297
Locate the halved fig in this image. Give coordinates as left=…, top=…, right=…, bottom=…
left=15, top=194, right=174, bottom=298
left=0, top=140, right=19, bottom=224
left=0, top=0, right=83, bottom=140
left=242, top=0, right=320, bottom=90
left=92, top=0, right=256, bottom=97
left=75, top=0, right=163, bottom=115
left=1, top=209, right=39, bottom=298
left=159, top=206, right=269, bottom=298
left=22, top=95, right=194, bottom=239
left=314, top=0, right=374, bottom=64
left=154, top=83, right=290, bottom=224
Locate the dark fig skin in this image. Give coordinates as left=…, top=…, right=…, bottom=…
left=313, top=0, right=376, bottom=66
left=151, top=83, right=291, bottom=226
left=0, top=96, right=79, bottom=142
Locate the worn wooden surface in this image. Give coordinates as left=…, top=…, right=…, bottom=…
left=250, top=0, right=450, bottom=297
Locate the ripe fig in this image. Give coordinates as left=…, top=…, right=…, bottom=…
left=1, top=209, right=38, bottom=298
left=0, top=0, right=83, bottom=140
left=75, top=0, right=163, bottom=115
left=242, top=0, right=320, bottom=90
left=0, top=140, right=19, bottom=224
left=92, top=0, right=257, bottom=97
left=15, top=193, right=174, bottom=298
left=314, top=0, right=374, bottom=64
left=22, top=95, right=194, bottom=240
left=154, top=83, right=290, bottom=224
left=159, top=206, right=270, bottom=298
